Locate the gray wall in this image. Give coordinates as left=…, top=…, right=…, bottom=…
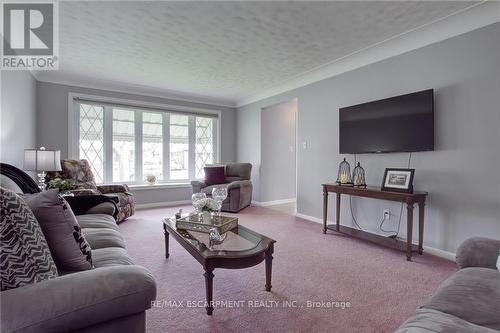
left=237, top=23, right=500, bottom=253
left=260, top=99, right=296, bottom=202
left=36, top=81, right=237, bottom=204
left=1, top=71, right=37, bottom=169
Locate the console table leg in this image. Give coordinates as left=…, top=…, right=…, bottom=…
left=336, top=193, right=341, bottom=232
left=163, top=225, right=170, bottom=259
left=418, top=202, right=425, bottom=255
left=265, top=244, right=274, bottom=292
left=406, top=204, right=414, bottom=261
left=323, top=190, right=328, bottom=234
left=204, top=267, right=214, bottom=315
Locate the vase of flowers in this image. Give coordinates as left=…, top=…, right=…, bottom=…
left=200, top=198, right=219, bottom=223
left=145, top=174, right=157, bottom=185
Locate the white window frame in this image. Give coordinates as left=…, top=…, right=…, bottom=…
left=68, top=92, right=221, bottom=185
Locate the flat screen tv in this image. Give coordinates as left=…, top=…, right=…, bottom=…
left=339, top=89, right=434, bottom=154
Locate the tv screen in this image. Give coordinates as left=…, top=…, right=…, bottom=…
left=339, top=89, right=434, bottom=154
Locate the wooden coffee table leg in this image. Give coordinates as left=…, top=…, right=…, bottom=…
left=265, top=244, right=274, bottom=292
left=204, top=267, right=214, bottom=315
left=163, top=225, right=170, bottom=259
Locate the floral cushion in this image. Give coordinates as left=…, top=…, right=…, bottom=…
left=61, top=160, right=97, bottom=189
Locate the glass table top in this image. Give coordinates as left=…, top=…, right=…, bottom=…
left=163, top=214, right=270, bottom=256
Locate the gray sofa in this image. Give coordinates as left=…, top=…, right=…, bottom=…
left=191, top=163, right=253, bottom=213
left=0, top=163, right=156, bottom=333
left=396, top=237, right=500, bottom=333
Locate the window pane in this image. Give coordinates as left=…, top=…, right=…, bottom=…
left=143, top=112, right=163, bottom=180
left=195, top=117, right=214, bottom=178
left=79, top=104, right=104, bottom=183
left=113, top=109, right=135, bottom=182
left=170, top=115, right=189, bottom=180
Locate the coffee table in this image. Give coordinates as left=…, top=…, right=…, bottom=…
left=163, top=215, right=276, bottom=315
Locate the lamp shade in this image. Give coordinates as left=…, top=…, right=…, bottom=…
left=24, top=147, right=61, bottom=172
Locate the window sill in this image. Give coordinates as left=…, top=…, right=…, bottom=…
left=128, top=183, right=192, bottom=191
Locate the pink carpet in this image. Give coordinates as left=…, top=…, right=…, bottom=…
left=119, top=205, right=456, bottom=333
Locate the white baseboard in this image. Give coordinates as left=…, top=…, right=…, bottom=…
left=252, top=198, right=296, bottom=207
left=135, top=200, right=191, bottom=210
left=295, top=212, right=456, bottom=262
left=423, top=247, right=456, bottom=262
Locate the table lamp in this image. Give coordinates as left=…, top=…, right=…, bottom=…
left=24, top=147, right=61, bottom=191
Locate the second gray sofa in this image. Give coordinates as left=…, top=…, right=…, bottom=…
left=395, top=237, right=500, bottom=333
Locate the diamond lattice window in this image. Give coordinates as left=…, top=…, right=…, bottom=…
left=79, top=104, right=104, bottom=183
left=112, top=109, right=135, bottom=182
left=195, top=117, right=214, bottom=179
left=74, top=98, right=218, bottom=184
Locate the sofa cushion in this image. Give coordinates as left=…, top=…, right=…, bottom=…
left=0, top=187, right=58, bottom=290
left=92, top=247, right=134, bottom=268
left=82, top=228, right=126, bottom=249
left=395, top=308, right=498, bottom=333
left=204, top=166, right=226, bottom=186
left=225, top=163, right=252, bottom=180
left=422, top=267, right=500, bottom=331
left=76, top=214, right=119, bottom=231
left=20, top=189, right=93, bottom=271
left=83, top=202, right=116, bottom=216
left=201, top=184, right=230, bottom=197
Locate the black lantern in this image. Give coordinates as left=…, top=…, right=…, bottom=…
left=352, top=162, right=367, bottom=188
left=336, top=158, right=353, bottom=186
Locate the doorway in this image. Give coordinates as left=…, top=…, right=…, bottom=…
left=260, top=98, right=297, bottom=213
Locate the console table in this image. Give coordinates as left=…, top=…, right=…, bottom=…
left=322, top=184, right=428, bottom=261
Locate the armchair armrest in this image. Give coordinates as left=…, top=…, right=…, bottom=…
left=456, top=237, right=500, bottom=269
left=191, top=180, right=207, bottom=193
left=0, top=265, right=156, bottom=333
left=64, top=195, right=118, bottom=219
left=97, top=184, right=130, bottom=194
left=227, top=180, right=252, bottom=190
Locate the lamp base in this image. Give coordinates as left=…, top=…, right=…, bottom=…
left=37, top=171, right=47, bottom=191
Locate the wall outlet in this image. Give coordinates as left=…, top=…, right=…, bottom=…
left=383, top=210, right=390, bottom=220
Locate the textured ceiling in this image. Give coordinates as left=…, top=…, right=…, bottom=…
left=36, top=1, right=479, bottom=105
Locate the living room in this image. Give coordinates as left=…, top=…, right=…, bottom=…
left=1, top=1, right=499, bottom=332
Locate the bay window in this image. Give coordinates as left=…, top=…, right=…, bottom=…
left=71, top=96, right=219, bottom=184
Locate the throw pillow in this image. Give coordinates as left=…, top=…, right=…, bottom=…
left=204, top=166, right=226, bottom=186
left=0, top=187, right=58, bottom=291
left=20, top=189, right=93, bottom=271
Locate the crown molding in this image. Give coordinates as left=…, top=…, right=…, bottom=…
left=35, top=73, right=237, bottom=108
left=236, top=1, right=500, bottom=108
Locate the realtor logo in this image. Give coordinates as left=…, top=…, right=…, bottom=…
left=1, top=1, right=59, bottom=70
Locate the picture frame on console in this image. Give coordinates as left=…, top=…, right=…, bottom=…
left=381, top=168, right=415, bottom=193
